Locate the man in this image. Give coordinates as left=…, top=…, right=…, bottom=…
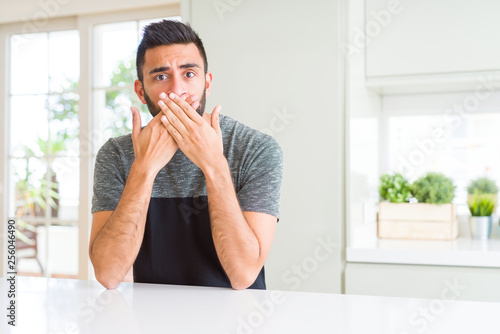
left=89, top=20, right=283, bottom=290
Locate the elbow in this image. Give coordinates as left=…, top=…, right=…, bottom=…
left=91, top=257, right=122, bottom=290
left=95, top=270, right=121, bottom=290
left=229, top=270, right=259, bottom=290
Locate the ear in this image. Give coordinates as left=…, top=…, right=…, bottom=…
left=134, top=79, right=147, bottom=104
left=205, top=72, right=213, bottom=98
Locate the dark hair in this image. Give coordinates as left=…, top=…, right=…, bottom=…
left=136, top=20, right=208, bottom=82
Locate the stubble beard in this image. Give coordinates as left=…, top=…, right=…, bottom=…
left=143, top=87, right=207, bottom=118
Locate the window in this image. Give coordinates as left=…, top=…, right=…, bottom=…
left=2, top=6, right=181, bottom=279
left=8, top=30, right=80, bottom=278
left=349, top=92, right=500, bottom=239
left=386, top=105, right=500, bottom=214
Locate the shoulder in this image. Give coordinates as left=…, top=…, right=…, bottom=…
left=96, top=133, right=133, bottom=158
left=220, top=114, right=282, bottom=154
left=94, top=134, right=135, bottom=173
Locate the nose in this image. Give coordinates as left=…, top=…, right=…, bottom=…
left=166, top=74, right=187, bottom=97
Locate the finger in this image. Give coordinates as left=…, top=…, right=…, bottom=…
left=211, top=105, right=222, bottom=134
left=186, top=94, right=198, bottom=106
left=161, top=114, right=183, bottom=142
left=131, top=107, right=141, bottom=140
left=191, top=100, right=200, bottom=110
left=184, top=94, right=199, bottom=110
left=159, top=92, right=192, bottom=127
left=164, top=92, right=202, bottom=125
left=158, top=99, right=188, bottom=137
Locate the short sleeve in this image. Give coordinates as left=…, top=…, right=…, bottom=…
left=91, top=139, right=127, bottom=213
left=236, top=137, right=284, bottom=220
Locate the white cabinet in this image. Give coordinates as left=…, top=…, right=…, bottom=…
left=365, top=0, right=500, bottom=83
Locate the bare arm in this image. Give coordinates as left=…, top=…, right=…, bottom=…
left=89, top=108, right=178, bottom=289
left=89, top=163, right=156, bottom=289
left=204, top=158, right=277, bottom=289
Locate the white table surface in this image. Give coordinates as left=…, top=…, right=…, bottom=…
left=2, top=276, right=500, bottom=334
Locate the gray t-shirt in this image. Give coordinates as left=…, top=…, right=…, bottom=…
left=91, top=114, right=283, bottom=289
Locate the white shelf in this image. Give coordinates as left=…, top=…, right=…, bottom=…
left=347, top=236, right=500, bottom=268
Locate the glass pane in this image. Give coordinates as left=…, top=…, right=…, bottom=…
left=350, top=117, right=379, bottom=227
left=93, top=21, right=138, bottom=88
left=48, top=93, right=80, bottom=156
left=10, top=33, right=48, bottom=95
left=47, top=225, right=78, bottom=277
left=10, top=95, right=48, bottom=157
left=49, top=30, right=80, bottom=92
left=16, top=220, right=45, bottom=277
left=10, top=158, right=48, bottom=218
left=16, top=224, right=78, bottom=278
left=93, top=89, right=151, bottom=149
left=388, top=113, right=500, bottom=206
left=52, top=157, right=79, bottom=220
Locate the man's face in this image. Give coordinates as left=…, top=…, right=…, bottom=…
left=135, top=43, right=211, bottom=117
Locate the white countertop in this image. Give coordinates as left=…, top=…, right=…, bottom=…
left=2, top=276, right=500, bottom=333
left=347, top=237, right=500, bottom=267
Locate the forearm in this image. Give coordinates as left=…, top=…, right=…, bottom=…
left=91, top=162, right=156, bottom=289
left=204, top=159, right=262, bottom=289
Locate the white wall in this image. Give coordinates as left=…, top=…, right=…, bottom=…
left=186, top=0, right=345, bottom=293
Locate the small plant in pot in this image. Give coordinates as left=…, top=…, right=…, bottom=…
left=467, top=177, right=498, bottom=213
left=411, top=172, right=456, bottom=205
left=467, top=192, right=495, bottom=239
left=379, top=173, right=412, bottom=203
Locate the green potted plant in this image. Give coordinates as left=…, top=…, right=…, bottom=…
left=378, top=172, right=458, bottom=240
left=379, top=173, right=412, bottom=203
left=467, top=192, right=495, bottom=239
left=411, top=172, right=456, bottom=204
left=467, top=177, right=498, bottom=213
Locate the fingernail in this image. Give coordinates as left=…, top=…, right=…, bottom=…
left=169, top=93, right=176, bottom=99
left=159, top=92, right=167, bottom=99
left=158, top=100, right=165, bottom=107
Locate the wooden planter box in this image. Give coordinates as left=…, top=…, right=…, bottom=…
left=378, top=202, right=458, bottom=240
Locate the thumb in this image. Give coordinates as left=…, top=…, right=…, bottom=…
left=131, top=107, right=141, bottom=139
left=211, top=105, right=222, bottom=134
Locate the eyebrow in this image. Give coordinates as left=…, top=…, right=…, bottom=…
left=180, top=63, right=200, bottom=70
left=148, top=63, right=200, bottom=75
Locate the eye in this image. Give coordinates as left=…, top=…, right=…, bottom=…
left=155, top=74, right=167, bottom=81
left=185, top=71, right=195, bottom=78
